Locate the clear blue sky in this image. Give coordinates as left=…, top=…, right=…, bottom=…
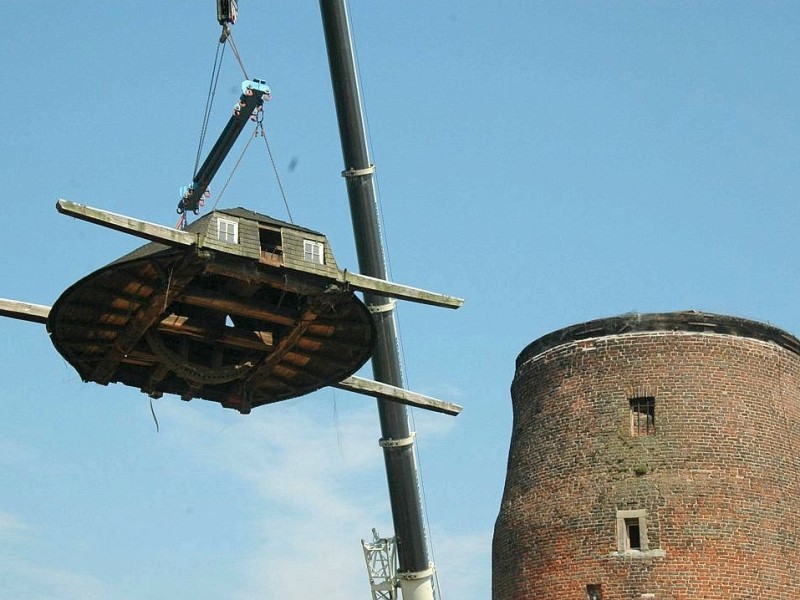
left=1, top=2, right=799, bottom=598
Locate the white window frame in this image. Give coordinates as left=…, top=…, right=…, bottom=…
left=217, top=218, right=238, bottom=244
left=303, top=239, right=324, bottom=265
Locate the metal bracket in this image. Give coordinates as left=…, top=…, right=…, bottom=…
left=379, top=433, right=416, bottom=448
left=368, top=299, right=396, bottom=314
left=342, top=164, right=376, bottom=178
left=397, top=566, right=434, bottom=581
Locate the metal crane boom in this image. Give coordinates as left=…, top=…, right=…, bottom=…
left=177, top=79, right=271, bottom=215
left=320, top=2, right=438, bottom=599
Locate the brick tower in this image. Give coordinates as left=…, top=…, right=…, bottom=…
left=493, top=311, right=800, bottom=599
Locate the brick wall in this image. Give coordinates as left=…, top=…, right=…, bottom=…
left=493, top=312, right=800, bottom=599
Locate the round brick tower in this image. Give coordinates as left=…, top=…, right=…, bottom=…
left=493, top=311, right=800, bottom=600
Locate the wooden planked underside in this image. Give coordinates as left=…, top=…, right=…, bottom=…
left=46, top=246, right=376, bottom=413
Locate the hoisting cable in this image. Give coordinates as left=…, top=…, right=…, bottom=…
left=194, top=32, right=227, bottom=176
left=149, top=397, right=160, bottom=433
left=210, top=126, right=259, bottom=210
left=257, top=113, right=295, bottom=224
left=225, top=26, right=250, bottom=81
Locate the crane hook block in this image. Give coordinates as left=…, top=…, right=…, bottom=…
left=217, top=0, right=238, bottom=25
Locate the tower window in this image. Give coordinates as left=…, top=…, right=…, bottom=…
left=217, top=218, right=238, bottom=244
left=303, top=240, right=324, bottom=264
left=630, top=396, right=655, bottom=436
left=586, top=584, right=602, bottom=600
left=625, top=518, right=641, bottom=550
left=617, top=509, right=648, bottom=553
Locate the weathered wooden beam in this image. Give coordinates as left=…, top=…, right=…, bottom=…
left=203, top=258, right=322, bottom=295
left=334, top=376, right=462, bottom=416
left=157, top=314, right=274, bottom=351
left=296, top=335, right=361, bottom=355
left=90, top=256, right=203, bottom=384
left=338, top=271, right=463, bottom=310
left=56, top=199, right=197, bottom=247
left=179, top=287, right=298, bottom=327
left=244, top=300, right=327, bottom=384
left=0, top=298, right=50, bottom=324
left=146, top=363, right=171, bottom=391
left=55, top=326, right=124, bottom=344
left=120, top=351, right=158, bottom=368
left=204, top=251, right=464, bottom=310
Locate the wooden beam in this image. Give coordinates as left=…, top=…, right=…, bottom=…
left=296, top=335, right=362, bottom=355
left=338, top=271, right=464, bottom=309
left=179, top=287, right=298, bottom=326
left=205, top=255, right=464, bottom=311
left=244, top=301, right=326, bottom=384
left=203, top=258, right=323, bottom=295
left=57, top=199, right=197, bottom=247
left=144, top=362, right=170, bottom=399
left=334, top=376, right=462, bottom=416
left=0, top=298, right=50, bottom=324
left=90, top=256, right=203, bottom=384
left=157, top=314, right=274, bottom=351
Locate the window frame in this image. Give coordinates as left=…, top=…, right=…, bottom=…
left=217, top=218, right=239, bottom=244
left=617, top=509, right=648, bottom=553
left=630, top=396, right=656, bottom=436
left=303, top=239, right=324, bottom=265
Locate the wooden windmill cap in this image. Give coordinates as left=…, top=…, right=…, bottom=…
left=47, top=208, right=376, bottom=414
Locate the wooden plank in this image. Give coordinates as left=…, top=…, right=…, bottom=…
left=0, top=298, right=50, bottom=324
left=157, top=314, right=274, bottom=351
left=203, top=258, right=324, bottom=296
left=339, top=271, right=464, bottom=309
left=57, top=199, right=197, bottom=247
left=334, top=376, right=462, bottom=416
left=179, top=288, right=298, bottom=326
left=204, top=247, right=463, bottom=310
left=244, top=301, right=326, bottom=384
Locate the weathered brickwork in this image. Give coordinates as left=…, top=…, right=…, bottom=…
left=493, top=312, right=800, bottom=599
